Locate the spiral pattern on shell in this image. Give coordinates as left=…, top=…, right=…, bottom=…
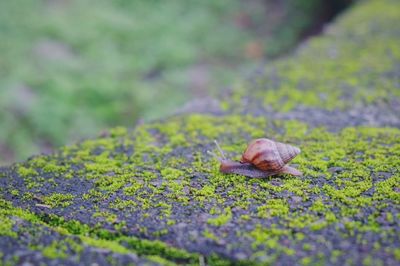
left=240, top=138, right=301, bottom=171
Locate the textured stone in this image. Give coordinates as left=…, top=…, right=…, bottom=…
left=1, top=0, right=399, bottom=265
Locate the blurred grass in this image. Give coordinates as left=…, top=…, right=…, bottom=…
left=0, top=0, right=342, bottom=165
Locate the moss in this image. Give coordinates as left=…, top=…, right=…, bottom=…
left=310, top=220, right=328, bottom=231
left=17, top=166, right=38, bottom=177
left=394, top=248, right=400, bottom=261
left=42, top=163, right=66, bottom=173
left=203, top=229, right=220, bottom=242
left=94, top=175, right=127, bottom=193
left=2, top=199, right=205, bottom=264
left=362, top=255, right=383, bottom=266
left=375, top=175, right=400, bottom=202
left=1, top=1, right=400, bottom=262
left=161, top=167, right=185, bottom=181
left=222, top=0, right=400, bottom=112
left=194, top=184, right=217, bottom=203
left=41, top=241, right=68, bottom=259
left=110, top=127, right=128, bottom=138
left=2, top=113, right=399, bottom=263
left=310, top=199, right=325, bottom=213
left=0, top=216, right=17, bottom=238
left=207, top=207, right=232, bottom=226
left=81, top=236, right=130, bottom=254
left=10, top=189, right=19, bottom=197
left=0, top=199, right=39, bottom=224
left=93, top=211, right=118, bottom=224
left=82, top=188, right=108, bottom=202
left=302, top=243, right=312, bottom=251
left=120, top=236, right=199, bottom=264
left=43, top=193, right=75, bottom=208
left=146, top=255, right=177, bottom=266
left=110, top=199, right=137, bottom=210
left=257, top=199, right=289, bottom=218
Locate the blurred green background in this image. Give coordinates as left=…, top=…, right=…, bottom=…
left=0, top=0, right=350, bottom=165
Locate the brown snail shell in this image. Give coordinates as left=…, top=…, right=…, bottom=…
left=240, top=138, right=301, bottom=171
left=209, top=138, right=302, bottom=178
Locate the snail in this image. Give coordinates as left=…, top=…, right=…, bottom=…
left=208, top=138, right=302, bottom=178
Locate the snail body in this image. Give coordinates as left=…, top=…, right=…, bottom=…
left=210, top=138, right=302, bottom=178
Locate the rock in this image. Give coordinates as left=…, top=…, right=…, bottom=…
left=1, top=0, right=399, bottom=265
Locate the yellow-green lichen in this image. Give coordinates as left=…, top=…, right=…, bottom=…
left=0, top=216, right=17, bottom=238
left=0, top=199, right=200, bottom=265
left=224, top=0, right=400, bottom=112
left=5, top=114, right=400, bottom=260
left=207, top=207, right=232, bottom=226
left=17, top=166, right=38, bottom=177
left=41, top=240, right=68, bottom=259
left=43, top=193, right=74, bottom=208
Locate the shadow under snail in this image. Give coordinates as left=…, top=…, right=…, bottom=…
left=208, top=138, right=302, bottom=178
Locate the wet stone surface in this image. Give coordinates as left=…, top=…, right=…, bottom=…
left=0, top=217, right=157, bottom=266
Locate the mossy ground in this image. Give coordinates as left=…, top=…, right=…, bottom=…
left=1, top=0, right=399, bottom=265
left=1, top=115, right=399, bottom=265
left=219, top=0, right=400, bottom=126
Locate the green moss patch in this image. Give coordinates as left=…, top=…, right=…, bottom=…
left=1, top=114, right=399, bottom=264
left=0, top=199, right=201, bottom=265
left=225, top=0, right=400, bottom=113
